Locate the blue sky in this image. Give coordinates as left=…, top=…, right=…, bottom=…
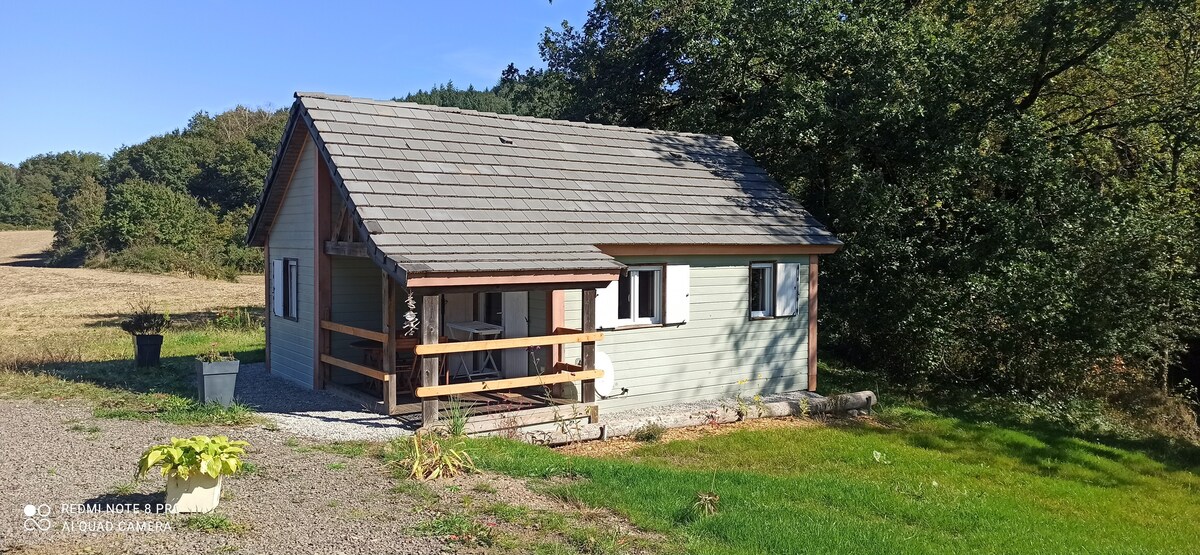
left=0, top=1, right=591, bottom=165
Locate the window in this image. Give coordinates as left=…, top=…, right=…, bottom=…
left=749, top=263, right=775, bottom=319
left=272, top=258, right=299, bottom=320
left=617, top=266, right=662, bottom=326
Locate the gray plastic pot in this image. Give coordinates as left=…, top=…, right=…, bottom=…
left=195, top=359, right=240, bottom=406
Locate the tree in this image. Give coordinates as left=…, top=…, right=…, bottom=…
left=520, top=0, right=1200, bottom=400
left=51, top=176, right=106, bottom=263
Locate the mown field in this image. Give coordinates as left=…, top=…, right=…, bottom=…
left=0, top=230, right=266, bottom=424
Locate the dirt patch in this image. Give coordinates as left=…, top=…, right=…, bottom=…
left=0, top=230, right=262, bottom=344
left=557, top=416, right=822, bottom=458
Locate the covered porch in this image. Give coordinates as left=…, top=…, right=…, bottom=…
left=313, top=243, right=613, bottom=433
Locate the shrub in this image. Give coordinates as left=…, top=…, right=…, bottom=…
left=632, top=422, right=667, bottom=442
left=383, top=431, right=475, bottom=481
left=136, top=435, right=250, bottom=480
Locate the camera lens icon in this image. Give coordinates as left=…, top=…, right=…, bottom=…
left=23, top=504, right=52, bottom=531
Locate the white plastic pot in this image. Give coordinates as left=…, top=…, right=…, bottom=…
left=166, top=473, right=222, bottom=514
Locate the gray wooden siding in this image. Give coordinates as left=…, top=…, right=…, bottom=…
left=266, top=138, right=316, bottom=389
left=564, top=255, right=810, bottom=412
left=328, top=255, right=383, bottom=383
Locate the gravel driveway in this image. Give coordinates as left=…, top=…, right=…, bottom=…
left=0, top=399, right=442, bottom=555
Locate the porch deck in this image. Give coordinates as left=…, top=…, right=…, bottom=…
left=325, top=380, right=593, bottom=432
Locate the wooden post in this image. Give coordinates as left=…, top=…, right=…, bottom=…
left=420, top=294, right=442, bottom=426
left=314, top=155, right=332, bottom=390
left=382, top=272, right=397, bottom=415
left=807, top=255, right=819, bottom=392
left=580, top=288, right=597, bottom=404
left=263, top=241, right=271, bottom=374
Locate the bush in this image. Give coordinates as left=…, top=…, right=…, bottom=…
left=632, top=422, right=667, bottom=442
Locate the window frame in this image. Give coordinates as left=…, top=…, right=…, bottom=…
left=616, top=264, right=664, bottom=328
left=282, top=257, right=299, bottom=321
left=749, top=261, right=776, bottom=320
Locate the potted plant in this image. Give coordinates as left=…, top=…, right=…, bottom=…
left=120, top=301, right=170, bottom=367
left=136, top=435, right=249, bottom=514
left=196, top=343, right=240, bottom=406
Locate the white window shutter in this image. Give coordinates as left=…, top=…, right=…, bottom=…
left=664, top=264, right=690, bottom=324
left=595, top=279, right=619, bottom=329
left=776, top=262, right=801, bottom=317
left=271, top=259, right=284, bottom=317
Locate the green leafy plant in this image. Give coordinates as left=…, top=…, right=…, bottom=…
left=136, top=435, right=249, bottom=480
left=119, top=300, right=171, bottom=336
left=197, top=343, right=236, bottom=363
left=383, top=431, right=475, bottom=481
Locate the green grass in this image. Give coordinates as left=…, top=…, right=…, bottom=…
left=413, top=512, right=496, bottom=546
left=467, top=407, right=1200, bottom=555
left=0, top=327, right=264, bottom=426
left=178, top=513, right=243, bottom=533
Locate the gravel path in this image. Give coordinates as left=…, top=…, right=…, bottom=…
left=234, top=363, right=416, bottom=442
left=0, top=399, right=442, bottom=555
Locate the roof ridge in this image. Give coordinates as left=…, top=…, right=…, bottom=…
left=294, top=91, right=735, bottom=142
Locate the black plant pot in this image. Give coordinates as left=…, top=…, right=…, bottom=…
left=133, top=334, right=164, bottom=367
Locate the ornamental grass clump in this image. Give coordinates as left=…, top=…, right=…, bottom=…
left=384, top=431, right=475, bottom=481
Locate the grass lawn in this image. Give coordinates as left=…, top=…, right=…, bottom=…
left=0, top=324, right=265, bottom=425
left=468, top=408, right=1200, bottom=555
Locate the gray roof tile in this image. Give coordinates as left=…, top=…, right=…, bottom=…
left=283, top=93, right=839, bottom=275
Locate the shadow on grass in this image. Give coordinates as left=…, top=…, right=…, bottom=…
left=83, top=306, right=265, bottom=332
left=816, top=357, right=1200, bottom=478
left=2, top=349, right=264, bottom=426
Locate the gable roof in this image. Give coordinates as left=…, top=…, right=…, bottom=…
left=247, top=92, right=840, bottom=282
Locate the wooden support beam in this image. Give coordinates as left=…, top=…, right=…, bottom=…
left=383, top=272, right=397, bottom=415
left=414, top=370, right=604, bottom=398
left=319, top=320, right=387, bottom=343
left=320, top=354, right=389, bottom=382
left=263, top=241, right=271, bottom=374
left=808, top=255, right=819, bottom=392
left=314, top=152, right=332, bottom=390
left=420, top=294, right=442, bottom=426
left=412, top=332, right=603, bottom=356
left=580, top=288, right=597, bottom=403
left=324, top=241, right=367, bottom=257
left=552, top=361, right=583, bottom=373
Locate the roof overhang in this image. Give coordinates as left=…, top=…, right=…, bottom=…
left=597, top=243, right=842, bottom=256
left=406, top=269, right=620, bottom=293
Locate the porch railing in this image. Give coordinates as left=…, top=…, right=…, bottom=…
left=317, top=319, right=603, bottom=402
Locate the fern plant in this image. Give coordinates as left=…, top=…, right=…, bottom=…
left=136, top=435, right=249, bottom=480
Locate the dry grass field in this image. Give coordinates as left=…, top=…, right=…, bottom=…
left=0, top=230, right=263, bottom=348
